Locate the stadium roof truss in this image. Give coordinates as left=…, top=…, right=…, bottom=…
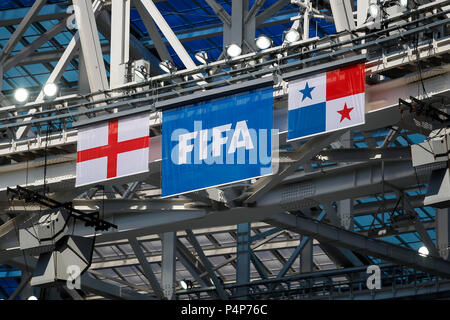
left=0, top=0, right=450, bottom=300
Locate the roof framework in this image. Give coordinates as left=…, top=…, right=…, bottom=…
left=0, top=0, right=449, bottom=300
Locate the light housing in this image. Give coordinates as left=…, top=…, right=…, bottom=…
left=134, top=68, right=147, bottom=82
left=255, top=35, right=273, bottom=50
left=226, top=44, right=242, bottom=58
left=27, top=296, right=38, bottom=300
left=368, top=3, right=380, bottom=19
left=195, top=51, right=209, bottom=64
left=418, top=246, right=429, bottom=257
left=284, top=28, right=300, bottom=43
left=43, top=83, right=58, bottom=98
left=159, top=60, right=177, bottom=74
left=14, top=88, right=29, bottom=104
left=180, top=279, right=193, bottom=290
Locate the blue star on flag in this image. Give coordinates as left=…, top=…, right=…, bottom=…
left=300, top=82, right=315, bottom=101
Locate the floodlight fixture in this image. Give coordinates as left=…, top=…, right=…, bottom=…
left=195, top=51, right=209, bottom=64
left=159, top=60, right=177, bottom=74
left=255, top=35, right=273, bottom=50
left=43, top=83, right=58, bottom=98
left=14, top=88, right=29, bottom=104
left=418, top=246, right=429, bottom=257
left=284, top=28, right=301, bottom=43
left=226, top=44, right=242, bottom=58
left=180, top=279, right=193, bottom=290
left=27, top=296, right=38, bottom=300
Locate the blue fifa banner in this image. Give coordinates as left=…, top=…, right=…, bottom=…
left=162, top=86, right=274, bottom=197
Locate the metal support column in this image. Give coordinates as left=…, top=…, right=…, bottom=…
left=356, top=0, right=370, bottom=27
left=236, top=223, right=250, bottom=299
left=72, top=0, right=109, bottom=92
left=303, top=0, right=311, bottom=40
left=228, top=0, right=256, bottom=53
left=78, top=52, right=90, bottom=95
left=231, top=0, right=244, bottom=48
left=338, top=131, right=354, bottom=231
left=137, top=0, right=196, bottom=70
left=300, top=236, right=313, bottom=273
left=329, top=0, right=356, bottom=32
left=134, top=0, right=172, bottom=62
left=437, top=208, right=450, bottom=260
left=161, top=232, right=177, bottom=300
left=110, top=0, right=130, bottom=89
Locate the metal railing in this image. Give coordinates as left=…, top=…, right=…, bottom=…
left=176, top=263, right=447, bottom=300
left=1, top=2, right=449, bottom=136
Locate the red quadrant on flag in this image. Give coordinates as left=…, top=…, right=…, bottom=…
left=326, top=63, right=365, bottom=101
left=75, top=114, right=150, bottom=187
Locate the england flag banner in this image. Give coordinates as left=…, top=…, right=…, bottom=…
left=162, top=85, right=274, bottom=197
left=287, top=63, right=365, bottom=141
left=76, top=114, right=150, bottom=187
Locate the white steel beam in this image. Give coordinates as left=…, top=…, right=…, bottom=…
left=356, top=0, right=370, bottom=27
left=136, top=0, right=197, bottom=71
left=72, top=0, right=109, bottom=92
left=329, top=0, right=356, bottom=32
left=134, top=0, right=172, bottom=62
left=110, top=0, right=130, bottom=89
left=95, top=10, right=161, bottom=74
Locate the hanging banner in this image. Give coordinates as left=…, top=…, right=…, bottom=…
left=76, top=113, right=150, bottom=187
left=287, top=62, right=365, bottom=141
left=162, top=85, right=274, bottom=197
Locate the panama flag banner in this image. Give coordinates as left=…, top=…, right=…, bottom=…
left=287, top=63, right=365, bottom=141
left=75, top=114, right=150, bottom=187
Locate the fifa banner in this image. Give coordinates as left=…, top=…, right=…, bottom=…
left=76, top=114, right=150, bottom=187
left=287, top=62, right=365, bottom=141
left=162, top=83, right=274, bottom=197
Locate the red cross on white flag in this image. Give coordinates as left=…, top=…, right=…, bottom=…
left=75, top=114, right=150, bottom=187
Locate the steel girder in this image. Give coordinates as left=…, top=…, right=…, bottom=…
left=1, top=0, right=450, bottom=300
left=266, top=213, right=450, bottom=278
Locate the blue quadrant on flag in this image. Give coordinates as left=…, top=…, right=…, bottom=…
left=288, top=102, right=326, bottom=138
